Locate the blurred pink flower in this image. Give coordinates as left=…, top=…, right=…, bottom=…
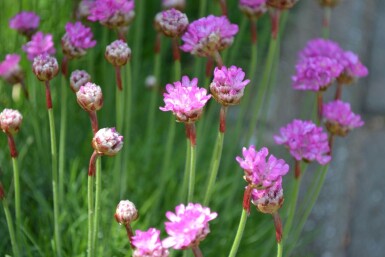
left=163, top=203, right=217, bottom=249
left=70, top=70, right=92, bottom=92
left=62, top=22, right=96, bottom=59
left=160, top=76, right=211, bottom=123
left=132, top=228, right=169, bottom=257
left=239, top=0, right=267, bottom=18
left=0, top=54, right=23, bottom=84
left=23, top=32, right=56, bottom=61
left=156, top=8, right=188, bottom=38
left=251, top=177, right=284, bottom=214
left=180, top=15, right=238, bottom=57
left=340, top=51, right=368, bottom=79
left=9, top=11, right=40, bottom=37
left=88, top=0, right=135, bottom=28
left=274, top=119, right=331, bottom=165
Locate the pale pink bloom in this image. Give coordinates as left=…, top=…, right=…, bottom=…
left=32, top=54, right=59, bottom=82
left=251, top=177, right=284, bottom=214
left=0, top=54, right=23, bottom=84
left=70, top=70, right=91, bottom=92
left=132, top=228, right=170, bottom=257
left=274, top=119, right=331, bottom=165
left=88, top=0, right=135, bottom=28
left=210, top=65, right=250, bottom=106
left=0, top=109, right=23, bottom=135
left=76, top=82, right=103, bottom=112
left=92, top=127, right=123, bottom=156
left=160, top=76, right=211, bottom=123
left=180, top=15, right=238, bottom=57
left=23, top=32, right=56, bottom=61
left=162, top=0, right=185, bottom=10
left=9, top=11, right=40, bottom=37
left=62, top=22, right=96, bottom=59
left=239, top=0, right=268, bottom=18
left=114, top=200, right=138, bottom=225
left=163, top=203, right=217, bottom=250
left=236, top=146, right=289, bottom=188
left=156, top=8, right=188, bottom=38
left=105, top=40, right=131, bottom=66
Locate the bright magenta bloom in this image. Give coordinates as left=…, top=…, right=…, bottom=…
left=340, top=51, right=368, bottom=79
left=323, top=100, right=364, bottom=136
left=210, top=65, right=250, bottom=106
left=22, top=32, right=56, bottom=61
left=180, top=15, right=238, bottom=57
left=62, top=22, right=96, bottom=59
left=132, top=228, right=169, bottom=257
left=156, top=8, right=188, bottom=38
left=160, top=76, right=211, bottom=123
left=0, top=54, right=22, bottom=84
left=292, top=56, right=343, bottom=91
left=274, top=119, right=331, bottom=165
left=9, top=11, right=40, bottom=37
left=163, top=203, right=217, bottom=250
left=236, top=146, right=289, bottom=188
left=88, top=0, right=135, bottom=28
left=239, top=0, right=267, bottom=18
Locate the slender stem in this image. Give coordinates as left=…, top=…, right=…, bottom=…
left=12, top=157, right=21, bottom=234
left=199, top=0, right=207, bottom=17
left=87, top=174, right=95, bottom=257
left=248, top=19, right=258, bottom=81
left=213, top=51, right=223, bottom=68
left=328, top=133, right=334, bottom=156
left=322, top=7, right=331, bottom=39
left=219, top=0, right=227, bottom=16
left=92, top=158, right=102, bottom=256
left=124, top=62, right=132, bottom=149
left=2, top=199, right=20, bottom=257
left=276, top=242, right=283, bottom=257
left=88, top=111, right=99, bottom=135
left=59, top=73, right=67, bottom=204
left=227, top=17, right=247, bottom=65
left=228, top=209, right=248, bottom=257
left=125, top=224, right=135, bottom=249
left=116, top=81, right=124, bottom=133
left=161, top=116, right=176, bottom=181
left=132, top=0, right=145, bottom=98
left=192, top=246, right=204, bottom=257
left=317, top=92, right=323, bottom=124
left=273, top=212, right=283, bottom=243
left=180, top=138, right=191, bottom=203
left=187, top=123, right=197, bottom=202
left=45, top=81, right=53, bottom=109
left=115, top=66, right=123, bottom=91
left=334, top=82, right=343, bottom=100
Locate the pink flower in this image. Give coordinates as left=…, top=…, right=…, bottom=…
left=160, top=76, right=211, bottom=123
left=180, top=15, right=238, bottom=57
left=62, top=22, right=96, bottom=59
left=92, top=127, right=123, bottom=156
left=0, top=54, right=23, bottom=84
left=239, top=0, right=268, bottom=18
left=114, top=200, right=138, bottom=225
left=0, top=109, right=23, bottom=135
left=210, top=65, right=250, bottom=106
left=156, top=8, right=188, bottom=38
left=132, top=228, right=169, bottom=257
left=9, top=11, right=40, bottom=37
left=274, top=119, right=331, bottom=165
left=251, top=177, right=284, bottom=214
left=163, top=203, right=217, bottom=250
left=22, top=32, right=56, bottom=61
left=236, top=146, right=289, bottom=188
left=323, top=100, right=364, bottom=136
left=70, top=70, right=92, bottom=92
left=340, top=51, right=368, bottom=79
left=88, top=0, right=135, bottom=28
left=292, top=56, right=343, bottom=91
left=76, top=82, right=104, bottom=112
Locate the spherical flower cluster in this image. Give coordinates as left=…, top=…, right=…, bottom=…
left=266, top=0, right=299, bottom=9
left=0, top=109, right=23, bottom=135
left=88, top=0, right=135, bottom=29
left=76, top=82, right=103, bottom=112
left=239, top=0, right=268, bottom=19
left=0, top=54, right=23, bottom=85
left=23, top=32, right=56, bottom=61
left=155, top=9, right=188, bottom=38
left=162, top=0, right=186, bottom=10
left=114, top=200, right=138, bottom=225
left=251, top=178, right=284, bottom=214
left=163, top=203, right=217, bottom=250
left=70, top=70, right=92, bottom=92
left=274, top=119, right=331, bottom=165
left=318, top=0, right=340, bottom=8
left=92, top=127, right=123, bottom=156
left=338, top=51, right=369, bottom=84
left=322, top=100, right=364, bottom=136
left=292, top=56, right=343, bottom=91
left=160, top=76, right=211, bottom=123
left=32, top=54, right=59, bottom=82
left=210, top=65, right=250, bottom=106
left=9, top=11, right=40, bottom=38
left=132, top=228, right=169, bottom=257
left=236, top=146, right=289, bottom=188
left=62, top=22, right=96, bottom=59
left=105, top=40, right=131, bottom=66
left=180, top=15, right=239, bottom=57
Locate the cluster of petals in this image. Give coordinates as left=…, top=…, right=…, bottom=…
left=0, top=109, right=23, bottom=135
left=163, top=203, right=217, bottom=250
left=160, top=76, right=211, bottom=123
left=23, top=32, right=56, bottom=61
left=92, top=127, right=123, bottom=156
left=322, top=100, right=364, bottom=136
left=132, top=228, right=169, bottom=257
left=62, top=22, right=96, bottom=59
left=105, top=40, right=131, bottom=66
left=292, top=56, right=343, bottom=91
left=9, top=11, right=40, bottom=37
left=76, top=82, right=103, bottom=112
left=251, top=178, right=284, bottom=214
left=88, top=0, right=135, bottom=28
left=180, top=15, right=238, bottom=57
left=162, top=0, right=186, bottom=10
left=155, top=8, right=188, bottom=38
left=274, top=119, right=331, bottom=165
left=236, top=146, right=289, bottom=188
left=239, top=0, right=268, bottom=19
left=114, top=200, right=138, bottom=225
left=0, top=54, right=22, bottom=84
left=32, top=54, right=59, bottom=81
left=210, top=65, right=250, bottom=106
left=70, top=70, right=91, bottom=92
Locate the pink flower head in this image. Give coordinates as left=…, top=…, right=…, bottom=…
left=88, top=0, right=135, bottom=28
left=160, top=76, right=211, bottom=123
left=239, top=0, right=268, bottom=19
left=76, top=82, right=103, bottom=112
left=0, top=54, right=23, bottom=84
left=156, top=8, right=188, bottom=38
left=70, top=70, right=92, bottom=92
left=236, top=146, right=289, bottom=188
left=210, top=65, right=250, bottom=106
left=0, top=109, right=23, bottom=135
left=114, top=200, right=138, bottom=225
left=132, top=228, right=170, bottom=257
left=292, top=56, right=344, bottom=91
left=92, top=127, right=123, bottom=156
left=339, top=51, right=368, bottom=80
left=163, top=203, right=217, bottom=250
left=274, top=119, right=331, bottom=165
left=323, top=100, right=364, bottom=136
left=62, top=22, right=96, bottom=59
left=180, top=15, right=238, bottom=57
left=251, top=177, right=284, bottom=214
left=9, top=11, right=40, bottom=37
left=22, top=32, right=56, bottom=61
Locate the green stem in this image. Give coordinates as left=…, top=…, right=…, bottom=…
left=227, top=17, right=247, bottom=65
left=132, top=0, right=145, bottom=99
left=12, top=157, right=21, bottom=234
left=58, top=74, right=67, bottom=204
left=322, top=7, right=331, bottom=39
left=2, top=199, right=20, bottom=257
left=180, top=138, right=191, bottom=203
left=87, top=175, right=95, bottom=257
left=228, top=208, right=248, bottom=257
left=187, top=140, right=196, bottom=202
left=124, top=62, right=132, bottom=148
left=199, top=0, right=207, bottom=17
left=48, top=107, right=62, bottom=257
left=277, top=242, right=283, bottom=257
left=116, top=84, right=124, bottom=133
left=92, top=158, right=102, bottom=256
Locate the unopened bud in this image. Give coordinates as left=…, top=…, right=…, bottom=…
left=32, top=54, right=59, bottom=81
left=156, top=9, right=188, bottom=38
left=105, top=40, right=131, bottom=67
left=76, top=82, right=103, bottom=112
left=70, top=70, right=91, bottom=93
left=92, top=127, right=123, bottom=156
left=0, top=109, right=23, bottom=135
left=252, top=182, right=284, bottom=214
left=115, top=200, right=138, bottom=225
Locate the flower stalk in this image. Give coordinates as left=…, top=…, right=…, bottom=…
left=228, top=208, right=248, bottom=257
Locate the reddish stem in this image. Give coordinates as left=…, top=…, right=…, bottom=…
left=61, top=56, right=68, bottom=77
left=0, top=183, right=4, bottom=200
left=88, top=151, right=100, bottom=176
left=45, top=80, right=53, bottom=109
left=117, top=28, right=126, bottom=42
left=185, top=123, right=197, bottom=146
left=125, top=224, right=135, bottom=249
left=205, top=57, right=214, bottom=79
left=219, top=0, right=228, bottom=16
left=115, top=66, right=123, bottom=91
left=192, top=245, right=204, bottom=257
left=20, top=79, right=29, bottom=99
left=294, top=159, right=301, bottom=179
left=219, top=106, right=228, bottom=133
left=213, top=51, right=223, bottom=68
left=328, top=133, right=334, bottom=156
left=88, top=111, right=99, bottom=135
left=317, top=92, right=323, bottom=123
left=273, top=212, right=283, bottom=243
left=270, top=9, right=281, bottom=40
left=334, top=82, right=343, bottom=100
left=154, top=32, right=162, bottom=54
left=172, top=38, right=181, bottom=61
left=6, top=133, right=18, bottom=158
left=243, top=185, right=253, bottom=215
left=250, top=19, right=258, bottom=44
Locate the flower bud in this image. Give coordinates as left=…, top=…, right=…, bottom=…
left=70, top=70, right=91, bottom=93
left=251, top=181, right=284, bottom=214
left=115, top=200, right=138, bottom=225
left=267, top=0, right=299, bottom=9
left=92, top=127, right=123, bottom=156
left=76, top=82, right=103, bottom=112
left=0, top=109, right=23, bottom=135
left=32, top=54, right=59, bottom=81
left=105, top=40, right=131, bottom=67
left=318, top=0, right=340, bottom=8
left=156, top=9, right=189, bottom=38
